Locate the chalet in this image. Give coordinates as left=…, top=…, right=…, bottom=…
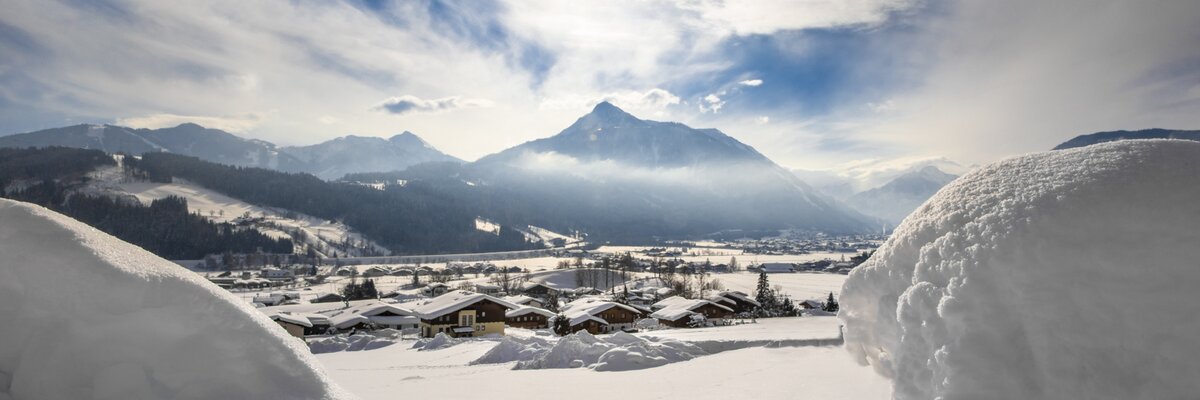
left=261, top=267, right=293, bottom=279
left=474, top=283, right=502, bottom=295
left=361, top=266, right=391, bottom=277
left=502, top=295, right=545, bottom=309
left=561, top=297, right=644, bottom=333
left=310, top=292, right=345, bottom=304
left=506, top=306, right=555, bottom=329
left=326, top=301, right=419, bottom=332
left=712, top=290, right=762, bottom=314
left=390, top=268, right=413, bottom=276
left=650, top=297, right=735, bottom=328
left=798, top=299, right=823, bottom=310
left=563, top=311, right=609, bottom=334
left=520, top=282, right=561, bottom=297
left=269, top=313, right=311, bottom=338
left=758, top=263, right=796, bottom=273
left=412, top=290, right=520, bottom=338
left=423, top=282, right=451, bottom=297
left=334, top=267, right=354, bottom=276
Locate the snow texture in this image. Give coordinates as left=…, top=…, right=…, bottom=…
left=841, top=140, right=1200, bottom=400
left=309, top=330, right=404, bottom=354
left=0, top=199, right=351, bottom=400
left=472, top=331, right=708, bottom=372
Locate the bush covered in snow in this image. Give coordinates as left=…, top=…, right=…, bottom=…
left=841, top=140, right=1200, bottom=399
left=0, top=199, right=349, bottom=399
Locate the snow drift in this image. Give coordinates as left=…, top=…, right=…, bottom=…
left=473, top=331, right=709, bottom=372
left=0, top=199, right=350, bottom=400
left=309, top=329, right=404, bottom=354
left=840, top=140, right=1200, bottom=399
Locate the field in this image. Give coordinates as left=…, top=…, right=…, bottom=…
left=315, top=317, right=889, bottom=399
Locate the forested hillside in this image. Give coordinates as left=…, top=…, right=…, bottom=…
left=0, top=147, right=293, bottom=259
left=126, top=153, right=538, bottom=254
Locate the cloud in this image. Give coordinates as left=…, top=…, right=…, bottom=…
left=699, top=94, right=725, bottom=113
left=115, top=112, right=267, bottom=132
left=373, top=95, right=494, bottom=115
left=540, top=88, right=681, bottom=113
left=756, top=116, right=770, bottom=124
left=739, top=79, right=763, bottom=87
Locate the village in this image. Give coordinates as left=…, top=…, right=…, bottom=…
left=205, top=248, right=862, bottom=343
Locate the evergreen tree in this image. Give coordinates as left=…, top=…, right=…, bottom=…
left=552, top=314, right=571, bottom=336
left=754, top=270, right=776, bottom=316
left=822, top=292, right=840, bottom=312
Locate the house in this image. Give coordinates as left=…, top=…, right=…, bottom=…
left=502, top=295, right=545, bottom=309
left=561, top=297, right=644, bottom=333
left=269, top=313, right=312, bottom=338
left=562, top=311, right=609, bottom=334
left=310, top=292, right=345, bottom=304
left=650, top=297, right=735, bottom=328
left=758, top=263, right=796, bottom=273
left=506, top=306, right=555, bottom=329
left=334, top=267, right=354, bottom=276
left=712, top=290, right=762, bottom=314
left=325, top=301, right=419, bottom=332
left=361, top=266, right=391, bottom=277
left=261, top=267, right=293, bottom=279
left=423, top=282, right=450, bottom=297
left=390, top=268, right=413, bottom=276
left=520, top=282, right=561, bottom=297
left=412, top=290, right=520, bottom=338
left=474, top=283, right=502, bottom=295
left=798, top=299, right=823, bottom=310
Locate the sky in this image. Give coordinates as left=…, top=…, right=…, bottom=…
left=1, top=0, right=1198, bottom=170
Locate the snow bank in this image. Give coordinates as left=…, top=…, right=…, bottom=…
left=309, top=329, right=403, bottom=354
left=0, top=199, right=350, bottom=399
left=841, top=140, right=1200, bottom=399
left=411, top=333, right=461, bottom=351
left=473, top=331, right=708, bottom=372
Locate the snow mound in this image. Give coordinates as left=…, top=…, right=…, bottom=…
left=474, top=331, right=709, bottom=371
left=840, top=140, right=1200, bottom=400
left=0, top=199, right=349, bottom=399
left=411, top=332, right=461, bottom=351
left=309, top=329, right=403, bottom=354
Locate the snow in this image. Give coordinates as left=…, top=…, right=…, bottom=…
left=85, top=163, right=389, bottom=258
left=841, top=140, right=1200, bottom=399
left=308, top=329, right=405, bottom=354
left=0, top=198, right=349, bottom=399
left=506, top=306, right=555, bottom=318
left=409, top=290, right=520, bottom=319
left=315, top=316, right=890, bottom=399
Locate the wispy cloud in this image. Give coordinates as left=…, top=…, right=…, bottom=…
left=115, top=112, right=268, bottom=133
left=374, top=95, right=494, bottom=115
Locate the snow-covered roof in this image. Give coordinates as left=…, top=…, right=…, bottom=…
left=650, top=299, right=733, bottom=321
left=369, top=315, right=419, bottom=326
left=562, top=297, right=643, bottom=316
left=502, top=295, right=540, bottom=305
left=269, top=312, right=313, bottom=327
left=410, top=290, right=520, bottom=319
left=563, top=309, right=609, bottom=326
left=506, top=306, right=556, bottom=318
left=716, top=290, right=761, bottom=307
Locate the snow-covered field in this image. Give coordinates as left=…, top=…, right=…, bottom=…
left=315, top=317, right=889, bottom=400
left=596, top=245, right=857, bottom=264
left=717, top=272, right=846, bottom=302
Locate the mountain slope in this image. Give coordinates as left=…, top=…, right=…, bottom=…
left=0, top=123, right=307, bottom=171
left=462, top=102, right=874, bottom=239
left=1053, top=128, right=1200, bottom=150
left=0, top=124, right=164, bottom=154
left=281, top=132, right=461, bottom=180
left=846, top=165, right=958, bottom=225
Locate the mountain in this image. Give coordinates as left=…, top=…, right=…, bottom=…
left=0, top=124, right=164, bottom=154
left=459, top=102, right=875, bottom=239
left=281, top=131, right=461, bottom=180
left=846, top=165, right=958, bottom=226
left=0, top=123, right=307, bottom=171
left=1053, top=128, right=1200, bottom=150
left=0, top=124, right=460, bottom=179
